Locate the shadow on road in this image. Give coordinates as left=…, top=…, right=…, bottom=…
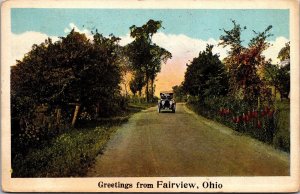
left=158, top=111, right=175, bottom=114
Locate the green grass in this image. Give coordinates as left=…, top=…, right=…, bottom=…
left=12, top=102, right=155, bottom=177
left=273, top=99, right=290, bottom=152
left=12, top=125, right=118, bottom=177
left=128, top=102, right=157, bottom=110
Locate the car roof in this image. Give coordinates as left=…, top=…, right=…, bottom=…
left=160, top=90, right=173, bottom=94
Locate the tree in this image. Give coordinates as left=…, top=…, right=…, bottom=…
left=129, top=70, right=145, bottom=96
left=277, top=42, right=290, bottom=99
left=183, top=45, right=228, bottom=100
left=263, top=42, right=290, bottom=100
left=219, top=20, right=273, bottom=105
left=263, top=63, right=290, bottom=100
left=85, top=31, right=122, bottom=117
left=172, top=84, right=186, bottom=102
left=51, top=30, right=122, bottom=123
left=149, top=45, right=172, bottom=98
left=129, top=80, right=138, bottom=96
left=11, top=29, right=123, bottom=133
left=126, top=19, right=171, bottom=102
left=11, top=37, right=76, bottom=119
left=119, top=53, right=131, bottom=97
left=278, top=42, right=290, bottom=61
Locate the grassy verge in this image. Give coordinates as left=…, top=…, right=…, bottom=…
left=12, top=102, right=155, bottom=177
left=187, top=99, right=290, bottom=152
left=128, top=102, right=157, bottom=110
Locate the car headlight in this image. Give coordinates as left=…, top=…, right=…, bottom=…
left=162, top=101, right=165, bottom=105
left=169, top=101, right=173, bottom=105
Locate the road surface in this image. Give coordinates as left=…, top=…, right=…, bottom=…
left=87, top=103, right=289, bottom=176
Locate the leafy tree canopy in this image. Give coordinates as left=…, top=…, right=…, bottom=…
left=11, top=29, right=122, bottom=119
left=126, top=19, right=171, bottom=101
left=219, top=20, right=273, bottom=104
left=183, top=45, right=228, bottom=99
left=278, top=42, right=290, bottom=62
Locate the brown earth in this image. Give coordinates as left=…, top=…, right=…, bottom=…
left=86, top=103, right=289, bottom=176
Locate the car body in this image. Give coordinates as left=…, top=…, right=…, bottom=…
left=158, top=91, right=176, bottom=113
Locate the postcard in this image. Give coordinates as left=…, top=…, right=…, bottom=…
left=1, top=0, right=299, bottom=192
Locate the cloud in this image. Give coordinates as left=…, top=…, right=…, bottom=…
left=11, top=31, right=59, bottom=66
left=119, top=33, right=134, bottom=46
left=10, top=23, right=92, bottom=66
left=10, top=23, right=289, bottom=95
left=151, top=32, right=229, bottom=93
left=63, top=23, right=135, bottom=46
left=153, top=32, right=228, bottom=60
left=263, top=36, right=289, bottom=64
left=63, top=22, right=93, bottom=39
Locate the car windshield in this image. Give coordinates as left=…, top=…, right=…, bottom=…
left=167, top=94, right=173, bottom=99
left=160, top=93, right=173, bottom=99
left=160, top=94, right=166, bottom=99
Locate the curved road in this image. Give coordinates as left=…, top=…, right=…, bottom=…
left=87, top=103, right=289, bottom=176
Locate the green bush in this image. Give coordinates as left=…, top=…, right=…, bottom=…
left=273, top=100, right=290, bottom=152
left=11, top=30, right=124, bottom=158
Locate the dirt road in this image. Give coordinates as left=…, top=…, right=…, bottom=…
left=87, top=103, right=289, bottom=176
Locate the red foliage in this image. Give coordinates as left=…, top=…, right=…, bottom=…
left=268, top=109, right=274, bottom=117
left=251, top=110, right=258, bottom=118
left=236, top=116, right=240, bottom=123
left=257, top=120, right=262, bottom=129
left=219, top=107, right=230, bottom=116
left=261, top=110, right=266, bottom=117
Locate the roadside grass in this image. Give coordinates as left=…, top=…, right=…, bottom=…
left=187, top=99, right=290, bottom=152
left=12, top=102, right=156, bottom=177
left=12, top=125, right=118, bottom=177
left=128, top=102, right=157, bottom=110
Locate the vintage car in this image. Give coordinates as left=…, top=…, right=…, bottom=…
left=158, top=91, right=176, bottom=113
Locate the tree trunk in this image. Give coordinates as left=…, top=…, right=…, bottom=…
left=95, top=102, right=100, bottom=119
left=145, top=78, right=149, bottom=103
left=151, top=78, right=154, bottom=100
left=243, top=78, right=246, bottom=100
left=56, top=108, right=61, bottom=126
left=124, top=82, right=128, bottom=97
left=71, top=104, right=80, bottom=127
left=278, top=89, right=283, bottom=101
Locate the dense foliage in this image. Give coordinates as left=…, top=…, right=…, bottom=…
left=183, top=21, right=290, bottom=151
left=183, top=45, right=228, bottom=100
left=263, top=42, right=290, bottom=100
left=219, top=21, right=273, bottom=105
left=172, top=84, right=186, bottom=102
left=11, top=30, right=124, bottom=153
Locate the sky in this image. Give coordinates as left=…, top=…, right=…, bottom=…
left=11, top=8, right=289, bottom=95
